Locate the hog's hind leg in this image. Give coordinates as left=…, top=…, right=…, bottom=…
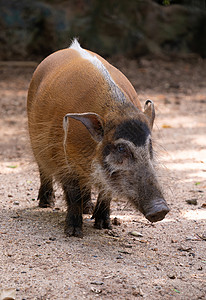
left=38, top=169, right=55, bottom=208
left=92, top=193, right=112, bottom=230
left=62, top=177, right=83, bottom=238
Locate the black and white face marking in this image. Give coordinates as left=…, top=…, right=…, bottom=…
left=114, top=119, right=151, bottom=147
left=103, top=139, right=135, bottom=172
left=91, top=119, right=168, bottom=223
left=102, top=135, right=153, bottom=174
left=103, top=119, right=152, bottom=169
left=98, top=119, right=154, bottom=184
left=91, top=119, right=154, bottom=199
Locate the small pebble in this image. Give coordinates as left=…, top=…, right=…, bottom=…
left=139, top=239, right=148, bottom=243
left=151, top=247, right=158, bottom=251
left=13, top=201, right=19, bottom=205
left=11, top=214, right=20, bottom=219
left=123, top=244, right=132, bottom=248
left=132, top=288, right=144, bottom=297
left=186, top=199, right=197, bottom=205
left=130, top=231, right=143, bottom=237
left=90, top=281, right=104, bottom=286
left=112, top=217, right=121, bottom=226
left=189, top=252, right=195, bottom=258
left=105, top=230, right=120, bottom=237
left=178, top=246, right=192, bottom=252
left=118, top=250, right=131, bottom=255
left=201, top=231, right=206, bottom=240
left=168, top=274, right=176, bottom=279
left=91, top=287, right=102, bottom=294
left=171, top=239, right=178, bottom=243
left=154, top=285, right=162, bottom=290
left=186, top=235, right=200, bottom=241
left=8, top=194, right=13, bottom=198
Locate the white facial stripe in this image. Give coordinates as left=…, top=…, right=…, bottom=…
left=69, top=39, right=126, bottom=104
left=113, top=138, right=137, bottom=152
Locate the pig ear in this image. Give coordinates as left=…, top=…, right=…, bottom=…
left=144, top=99, right=155, bottom=129
left=63, top=112, right=105, bottom=142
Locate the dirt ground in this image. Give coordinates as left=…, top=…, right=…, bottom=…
left=0, top=56, right=205, bottom=300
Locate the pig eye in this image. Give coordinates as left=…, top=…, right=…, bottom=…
left=114, top=143, right=134, bottom=163
left=117, top=144, right=126, bottom=153
left=116, top=144, right=133, bottom=159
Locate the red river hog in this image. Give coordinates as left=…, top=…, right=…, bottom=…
left=27, top=39, right=169, bottom=237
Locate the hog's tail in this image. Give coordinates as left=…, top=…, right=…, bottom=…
left=63, top=114, right=70, bottom=165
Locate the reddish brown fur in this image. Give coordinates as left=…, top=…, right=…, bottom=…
left=27, top=43, right=168, bottom=237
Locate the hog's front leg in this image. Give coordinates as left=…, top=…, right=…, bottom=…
left=92, top=193, right=112, bottom=230
left=82, top=189, right=95, bottom=214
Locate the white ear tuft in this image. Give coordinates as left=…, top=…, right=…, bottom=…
left=144, top=99, right=155, bottom=129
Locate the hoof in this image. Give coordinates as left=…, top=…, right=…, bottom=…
left=38, top=190, right=55, bottom=208
left=94, top=218, right=112, bottom=230
left=83, top=201, right=95, bottom=214
left=39, top=198, right=55, bottom=208
left=65, top=225, right=83, bottom=238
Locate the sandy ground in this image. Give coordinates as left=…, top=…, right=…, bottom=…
left=0, top=57, right=205, bottom=300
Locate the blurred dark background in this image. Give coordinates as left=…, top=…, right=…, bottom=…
left=0, top=0, right=206, bottom=61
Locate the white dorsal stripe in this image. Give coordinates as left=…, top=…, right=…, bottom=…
left=69, top=39, right=126, bottom=103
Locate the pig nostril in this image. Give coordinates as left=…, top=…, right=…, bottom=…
left=145, top=207, right=170, bottom=223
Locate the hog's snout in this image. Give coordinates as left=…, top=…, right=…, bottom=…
left=144, top=199, right=170, bottom=223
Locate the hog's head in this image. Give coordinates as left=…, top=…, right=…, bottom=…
left=64, top=100, right=169, bottom=223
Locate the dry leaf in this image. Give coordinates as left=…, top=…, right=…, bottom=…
left=162, top=124, right=172, bottom=128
